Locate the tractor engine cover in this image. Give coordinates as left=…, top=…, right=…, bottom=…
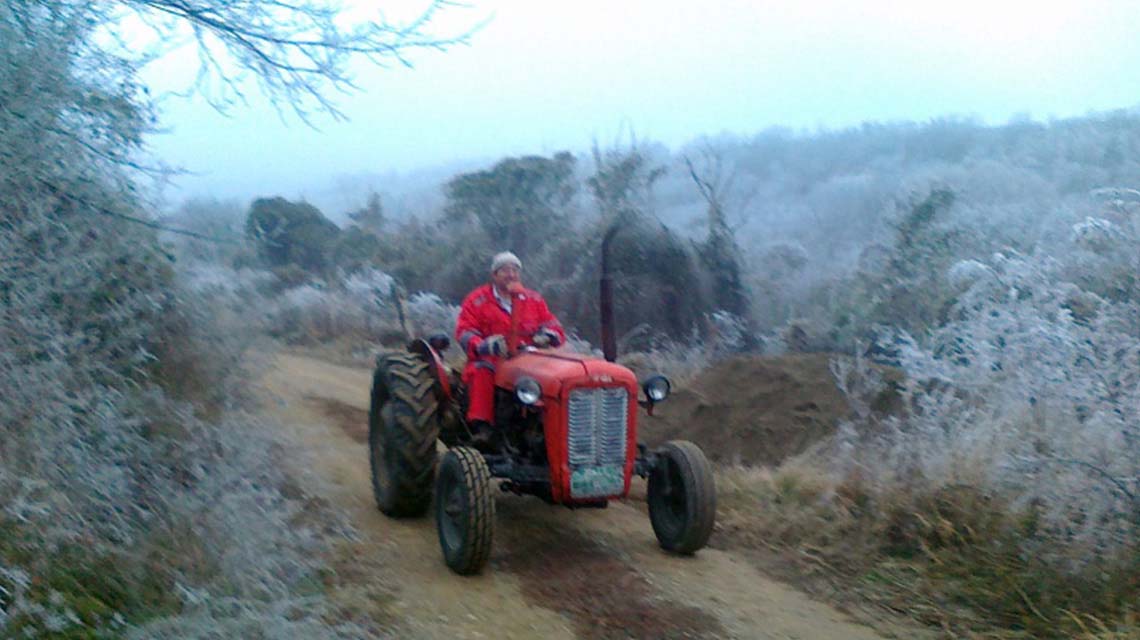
left=495, top=350, right=640, bottom=504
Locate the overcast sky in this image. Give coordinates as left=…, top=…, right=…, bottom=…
left=141, top=0, right=1140, bottom=212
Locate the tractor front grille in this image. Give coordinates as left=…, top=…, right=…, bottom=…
left=566, top=387, right=628, bottom=468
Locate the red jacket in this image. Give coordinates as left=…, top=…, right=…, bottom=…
left=455, top=283, right=566, bottom=360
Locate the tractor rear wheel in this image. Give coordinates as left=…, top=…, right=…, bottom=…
left=369, top=351, right=441, bottom=517
left=647, top=440, right=717, bottom=554
left=435, top=447, right=494, bottom=575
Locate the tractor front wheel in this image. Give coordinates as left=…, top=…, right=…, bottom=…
left=435, top=447, right=494, bottom=575
left=647, top=440, right=717, bottom=554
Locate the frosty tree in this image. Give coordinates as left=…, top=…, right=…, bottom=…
left=0, top=1, right=468, bottom=635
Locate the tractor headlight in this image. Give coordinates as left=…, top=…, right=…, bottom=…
left=642, top=375, right=671, bottom=402
left=515, top=377, right=542, bottom=405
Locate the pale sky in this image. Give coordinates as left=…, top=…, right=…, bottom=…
left=141, top=0, right=1140, bottom=212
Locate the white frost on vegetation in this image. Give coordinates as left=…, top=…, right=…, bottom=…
left=1071, top=216, right=1119, bottom=254
left=834, top=205, right=1140, bottom=566
left=946, top=258, right=993, bottom=293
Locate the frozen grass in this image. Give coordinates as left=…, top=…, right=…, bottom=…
left=718, top=459, right=1140, bottom=638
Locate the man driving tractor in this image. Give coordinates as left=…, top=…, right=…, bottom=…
left=455, top=251, right=566, bottom=441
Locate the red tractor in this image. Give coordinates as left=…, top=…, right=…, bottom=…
left=368, top=233, right=716, bottom=574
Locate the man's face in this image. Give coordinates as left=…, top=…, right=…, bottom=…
left=492, top=264, right=521, bottom=293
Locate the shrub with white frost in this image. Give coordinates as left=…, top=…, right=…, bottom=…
left=1071, top=216, right=1119, bottom=254
left=0, top=4, right=380, bottom=636
left=406, top=291, right=461, bottom=337
left=946, top=258, right=993, bottom=293
left=258, top=265, right=461, bottom=347
left=833, top=198, right=1140, bottom=567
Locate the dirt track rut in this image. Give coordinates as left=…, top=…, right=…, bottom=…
left=258, top=352, right=889, bottom=640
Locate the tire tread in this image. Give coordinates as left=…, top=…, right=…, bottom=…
left=437, top=447, right=494, bottom=575
left=369, top=351, right=441, bottom=517
left=648, top=439, right=717, bottom=554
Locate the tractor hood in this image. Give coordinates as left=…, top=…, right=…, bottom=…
left=495, top=349, right=639, bottom=399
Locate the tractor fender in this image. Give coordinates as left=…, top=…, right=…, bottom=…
left=406, top=337, right=455, bottom=403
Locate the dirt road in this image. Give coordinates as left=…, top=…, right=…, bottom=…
left=258, top=352, right=891, bottom=640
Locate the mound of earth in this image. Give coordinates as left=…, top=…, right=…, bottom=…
left=640, top=353, right=851, bottom=467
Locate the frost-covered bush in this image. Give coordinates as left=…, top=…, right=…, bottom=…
left=181, top=262, right=277, bottom=297
left=260, top=267, right=459, bottom=345
left=1, top=203, right=366, bottom=636
left=945, top=258, right=994, bottom=293
left=406, top=291, right=461, bottom=337
left=0, top=4, right=372, bottom=636
left=1, top=211, right=363, bottom=636
left=1072, top=216, right=1121, bottom=254
left=819, top=216, right=1140, bottom=633
left=264, top=268, right=382, bottom=342
left=700, top=310, right=748, bottom=356
left=1063, top=198, right=1140, bottom=307
left=811, top=188, right=1006, bottom=350
left=832, top=199, right=1140, bottom=569
left=343, top=266, right=396, bottom=298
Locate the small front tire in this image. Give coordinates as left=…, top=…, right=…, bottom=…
left=435, top=447, right=494, bottom=575
left=647, top=440, right=717, bottom=554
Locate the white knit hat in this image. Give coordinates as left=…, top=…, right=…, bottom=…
left=490, top=251, right=522, bottom=273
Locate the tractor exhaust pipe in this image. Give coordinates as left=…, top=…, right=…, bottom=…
left=600, top=222, right=620, bottom=362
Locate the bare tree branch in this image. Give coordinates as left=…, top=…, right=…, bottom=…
left=37, top=177, right=243, bottom=244
left=684, top=143, right=758, bottom=232
left=121, top=0, right=479, bottom=122
left=684, top=155, right=716, bottom=205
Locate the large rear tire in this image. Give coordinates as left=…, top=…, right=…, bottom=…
left=369, top=352, right=441, bottom=517
left=647, top=440, right=717, bottom=554
left=435, top=447, right=494, bottom=575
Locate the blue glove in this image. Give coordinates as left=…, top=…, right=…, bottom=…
left=476, top=334, right=507, bottom=357
left=532, top=328, right=560, bottom=348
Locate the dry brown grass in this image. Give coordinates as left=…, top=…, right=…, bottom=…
left=714, top=463, right=1140, bottom=639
